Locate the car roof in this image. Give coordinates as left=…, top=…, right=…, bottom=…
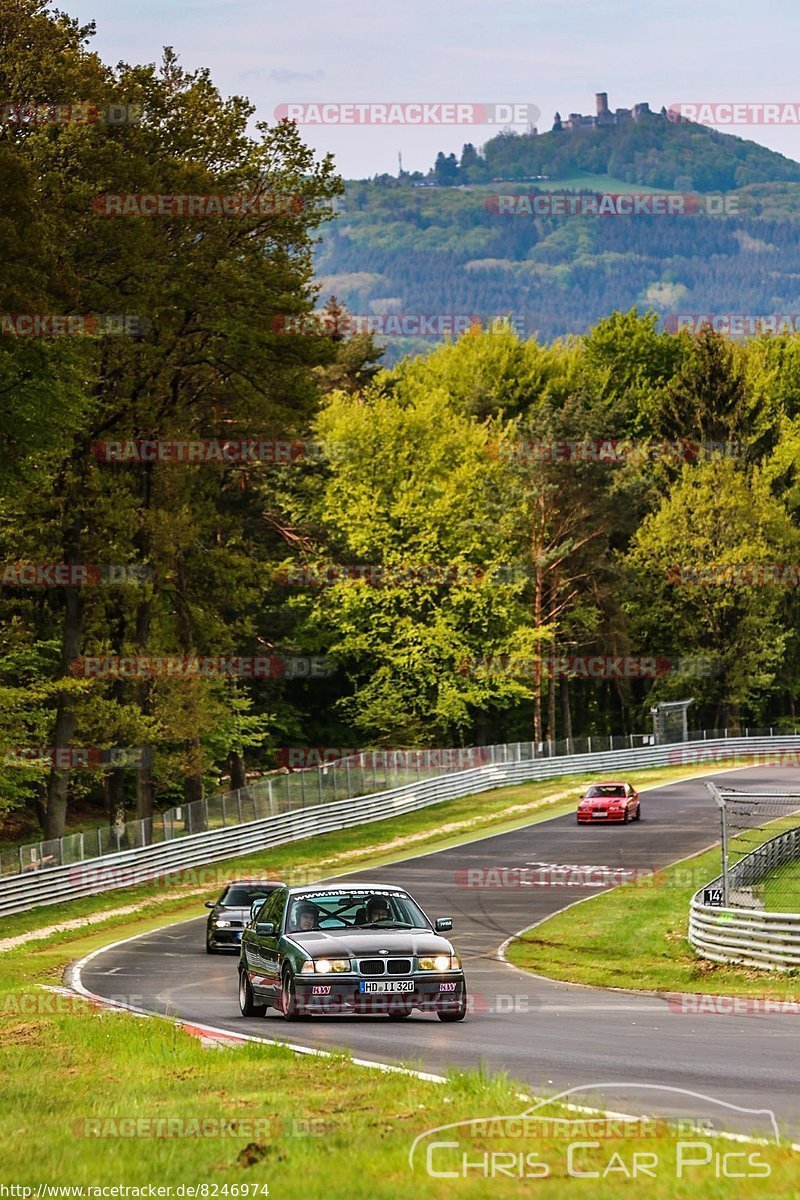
left=223, top=878, right=282, bottom=885
left=587, top=781, right=630, bottom=786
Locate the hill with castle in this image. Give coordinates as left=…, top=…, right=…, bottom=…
left=425, top=91, right=800, bottom=191
left=316, top=92, right=800, bottom=357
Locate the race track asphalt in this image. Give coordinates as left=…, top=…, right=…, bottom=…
left=77, top=765, right=800, bottom=1140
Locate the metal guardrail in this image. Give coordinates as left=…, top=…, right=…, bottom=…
left=689, top=825, right=800, bottom=969
left=3, top=733, right=800, bottom=918
left=6, top=723, right=794, bottom=879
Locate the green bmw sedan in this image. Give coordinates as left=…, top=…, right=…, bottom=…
left=238, top=882, right=467, bottom=1022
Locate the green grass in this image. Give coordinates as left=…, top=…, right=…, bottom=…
left=763, top=857, right=800, bottom=913
left=506, top=844, right=800, bottom=999
left=0, top=903, right=797, bottom=1194
left=0, top=758, right=798, bottom=1193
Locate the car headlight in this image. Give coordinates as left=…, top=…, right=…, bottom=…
left=419, top=954, right=458, bottom=971
left=213, top=918, right=231, bottom=927
left=301, top=958, right=350, bottom=974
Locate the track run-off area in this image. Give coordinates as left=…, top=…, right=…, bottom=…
left=73, top=764, right=800, bottom=1141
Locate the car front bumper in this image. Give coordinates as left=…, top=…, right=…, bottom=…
left=207, top=927, right=244, bottom=948
left=293, top=975, right=466, bottom=1013
left=577, top=810, right=626, bottom=823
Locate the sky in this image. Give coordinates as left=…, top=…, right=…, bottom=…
left=65, top=0, right=800, bottom=179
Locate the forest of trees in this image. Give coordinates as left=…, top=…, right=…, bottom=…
left=3, top=3, right=800, bottom=846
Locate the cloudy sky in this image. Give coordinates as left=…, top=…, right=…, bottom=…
left=67, top=0, right=800, bottom=178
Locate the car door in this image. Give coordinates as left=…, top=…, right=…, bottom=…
left=248, top=887, right=287, bottom=1001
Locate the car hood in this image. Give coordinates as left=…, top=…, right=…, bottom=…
left=211, top=906, right=251, bottom=921
left=285, top=930, right=454, bottom=957
left=583, top=796, right=624, bottom=808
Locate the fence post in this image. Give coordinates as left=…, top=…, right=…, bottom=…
left=715, top=788, right=730, bottom=907
left=98, top=827, right=103, bottom=855
left=79, top=831, right=85, bottom=861
left=588, top=736, right=592, bottom=754
left=267, top=777, right=274, bottom=815
left=346, top=759, right=352, bottom=798
left=221, top=795, right=227, bottom=827
left=237, top=789, right=243, bottom=823
left=18, top=846, right=24, bottom=874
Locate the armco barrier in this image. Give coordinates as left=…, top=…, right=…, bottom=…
left=689, top=824, right=800, bottom=969
left=3, top=734, right=800, bottom=918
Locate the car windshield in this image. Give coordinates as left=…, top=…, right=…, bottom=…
left=286, top=890, right=430, bottom=932
left=586, top=785, right=626, bottom=798
left=220, top=885, right=273, bottom=907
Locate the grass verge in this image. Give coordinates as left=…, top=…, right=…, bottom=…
left=0, top=758, right=798, bottom=1193
left=506, top=843, right=800, bottom=999
left=1, top=912, right=797, bottom=1194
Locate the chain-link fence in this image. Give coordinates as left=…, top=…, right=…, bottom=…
left=2, top=724, right=796, bottom=880
left=708, top=783, right=800, bottom=912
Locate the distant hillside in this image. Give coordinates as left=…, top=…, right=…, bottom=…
left=432, top=114, right=800, bottom=192
left=315, top=114, right=800, bottom=361
left=316, top=172, right=800, bottom=361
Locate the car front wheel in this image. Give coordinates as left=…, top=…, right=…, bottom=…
left=239, top=969, right=266, bottom=1017
left=281, top=969, right=304, bottom=1020
left=437, top=988, right=467, bottom=1022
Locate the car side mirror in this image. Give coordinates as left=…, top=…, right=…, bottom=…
left=204, top=901, right=215, bottom=909
left=250, top=900, right=266, bottom=922
left=435, top=917, right=453, bottom=932
left=256, top=921, right=276, bottom=937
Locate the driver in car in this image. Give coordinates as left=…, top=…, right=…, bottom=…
left=292, top=902, right=318, bottom=932
left=365, top=896, right=391, bottom=923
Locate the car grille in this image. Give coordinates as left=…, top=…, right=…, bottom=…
left=358, top=958, right=413, bottom=975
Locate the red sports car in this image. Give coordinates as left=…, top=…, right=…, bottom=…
left=576, top=781, right=640, bottom=824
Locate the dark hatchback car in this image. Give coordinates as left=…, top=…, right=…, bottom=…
left=238, top=883, right=467, bottom=1021
left=205, top=880, right=281, bottom=953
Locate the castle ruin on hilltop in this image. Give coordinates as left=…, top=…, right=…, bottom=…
left=554, top=93, right=669, bottom=132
